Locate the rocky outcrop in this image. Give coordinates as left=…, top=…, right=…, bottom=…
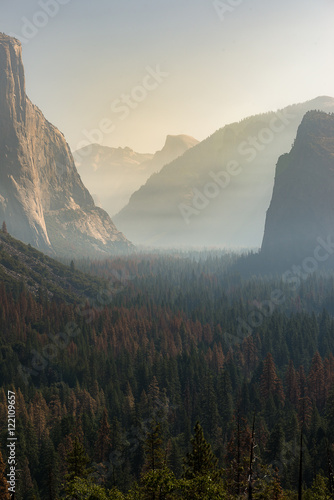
left=261, top=111, right=334, bottom=266
left=0, top=33, right=132, bottom=257
left=114, top=97, right=334, bottom=248
left=142, top=134, right=199, bottom=174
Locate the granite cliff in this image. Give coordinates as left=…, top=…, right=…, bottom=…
left=261, top=111, right=334, bottom=267
left=0, top=33, right=132, bottom=257
left=114, top=97, right=334, bottom=248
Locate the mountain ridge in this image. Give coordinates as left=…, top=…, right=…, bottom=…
left=74, top=134, right=198, bottom=216
left=0, top=229, right=105, bottom=303
left=114, top=96, right=334, bottom=248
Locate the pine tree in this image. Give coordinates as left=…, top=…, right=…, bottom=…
left=308, top=352, right=325, bottom=409
left=265, top=423, right=285, bottom=465
left=225, top=412, right=252, bottom=496
left=142, top=421, right=165, bottom=474
left=217, top=370, right=233, bottom=426
left=168, top=438, right=183, bottom=478
left=95, top=408, right=112, bottom=463
left=139, top=467, right=177, bottom=500
left=285, top=360, right=300, bottom=406
left=304, top=474, right=331, bottom=499
left=1, top=221, right=7, bottom=234
left=38, top=437, right=59, bottom=500
left=183, top=422, right=219, bottom=479
left=325, top=389, right=334, bottom=452
left=64, top=437, right=91, bottom=499
left=17, top=457, right=35, bottom=500
left=147, top=376, right=162, bottom=420
left=181, top=423, right=225, bottom=500
left=260, top=353, right=285, bottom=404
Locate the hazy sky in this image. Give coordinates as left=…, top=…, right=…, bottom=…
left=2, top=0, right=334, bottom=153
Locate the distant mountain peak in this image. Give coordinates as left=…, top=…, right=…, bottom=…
left=159, top=134, right=199, bottom=155
left=0, top=32, right=20, bottom=43
left=74, top=135, right=198, bottom=217
left=164, top=134, right=199, bottom=147
left=114, top=97, right=334, bottom=248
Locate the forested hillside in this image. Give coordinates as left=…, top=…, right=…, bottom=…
left=1, top=250, right=334, bottom=497
left=0, top=231, right=106, bottom=303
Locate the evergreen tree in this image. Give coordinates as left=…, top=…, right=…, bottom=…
left=260, top=353, right=285, bottom=405
left=66, top=477, right=111, bottom=499
left=217, top=370, right=233, bottom=426
left=308, top=352, right=325, bottom=409
left=95, top=408, right=112, bottom=463
left=168, top=438, right=183, bottom=478
left=64, top=437, right=91, bottom=499
left=183, top=422, right=219, bottom=480
left=181, top=423, right=225, bottom=499
left=285, top=360, right=300, bottom=406
left=17, top=457, right=35, bottom=500
left=304, top=474, right=332, bottom=499
left=1, top=221, right=7, bottom=234
left=265, top=423, right=285, bottom=465
left=37, top=436, right=59, bottom=500
left=142, top=421, right=165, bottom=474
left=225, top=413, right=251, bottom=496
left=325, top=387, right=334, bottom=443
left=139, top=467, right=177, bottom=500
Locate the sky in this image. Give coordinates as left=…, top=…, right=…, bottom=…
left=1, top=0, right=334, bottom=153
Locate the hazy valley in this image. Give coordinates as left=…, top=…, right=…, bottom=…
left=74, top=134, right=198, bottom=216
left=0, top=5, right=334, bottom=497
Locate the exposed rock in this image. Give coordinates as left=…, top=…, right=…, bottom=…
left=141, top=134, right=199, bottom=174
left=261, top=111, right=334, bottom=267
left=0, top=33, right=132, bottom=257
left=114, top=97, right=334, bottom=248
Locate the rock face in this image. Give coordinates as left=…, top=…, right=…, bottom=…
left=74, top=135, right=198, bottom=217
left=142, top=134, right=199, bottom=174
left=114, top=97, right=334, bottom=248
left=0, top=33, right=132, bottom=257
left=261, top=111, right=334, bottom=266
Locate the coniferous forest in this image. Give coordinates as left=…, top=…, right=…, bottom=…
left=1, top=3, right=334, bottom=498
left=1, top=239, right=334, bottom=498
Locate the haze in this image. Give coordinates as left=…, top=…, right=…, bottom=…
left=1, top=0, right=334, bottom=154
